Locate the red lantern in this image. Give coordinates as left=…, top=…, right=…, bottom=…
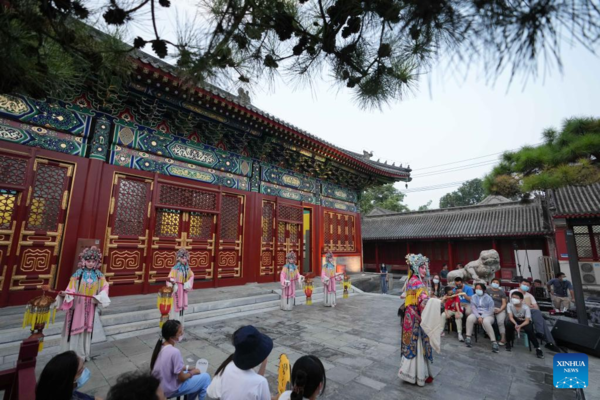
left=23, top=293, right=56, bottom=353
left=304, top=278, right=313, bottom=305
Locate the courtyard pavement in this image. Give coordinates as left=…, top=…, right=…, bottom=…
left=5, top=292, right=599, bottom=399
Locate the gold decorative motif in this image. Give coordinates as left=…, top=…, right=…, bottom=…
left=0, top=94, right=29, bottom=115
left=218, top=251, right=237, bottom=267
left=110, top=250, right=140, bottom=270
left=20, top=248, right=52, bottom=272
left=189, top=251, right=210, bottom=267
left=261, top=251, right=272, bottom=267
left=282, top=175, right=301, bottom=187
left=153, top=251, right=176, bottom=269
left=118, top=127, right=135, bottom=146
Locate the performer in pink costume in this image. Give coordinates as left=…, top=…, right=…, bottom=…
left=57, top=246, right=110, bottom=360
left=166, top=248, right=194, bottom=327
left=280, top=251, right=304, bottom=311
left=321, top=251, right=343, bottom=307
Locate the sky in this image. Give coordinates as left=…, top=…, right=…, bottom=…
left=106, top=2, right=600, bottom=210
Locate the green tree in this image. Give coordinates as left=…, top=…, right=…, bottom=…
left=439, top=178, right=486, bottom=208
left=2, top=1, right=600, bottom=108
left=359, top=183, right=409, bottom=215
left=416, top=200, right=432, bottom=211
left=483, top=117, right=600, bottom=196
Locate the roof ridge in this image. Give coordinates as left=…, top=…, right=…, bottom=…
left=364, top=199, right=534, bottom=218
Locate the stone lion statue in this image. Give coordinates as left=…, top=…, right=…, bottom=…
left=446, top=249, right=500, bottom=285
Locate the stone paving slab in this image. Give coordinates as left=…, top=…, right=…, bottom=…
left=2, top=293, right=598, bottom=400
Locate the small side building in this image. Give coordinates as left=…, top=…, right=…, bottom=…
left=362, top=196, right=553, bottom=279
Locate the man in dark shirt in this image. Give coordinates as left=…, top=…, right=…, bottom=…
left=547, top=272, right=575, bottom=312
left=440, top=264, right=449, bottom=279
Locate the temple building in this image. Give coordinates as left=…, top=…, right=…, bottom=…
left=0, top=51, right=410, bottom=307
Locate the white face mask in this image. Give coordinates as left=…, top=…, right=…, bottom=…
left=511, top=298, right=521, bottom=305
left=433, top=279, right=439, bottom=284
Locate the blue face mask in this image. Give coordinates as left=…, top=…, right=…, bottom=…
left=520, top=284, right=530, bottom=292
left=491, top=283, right=500, bottom=289
left=475, top=289, right=483, bottom=296
left=75, top=367, right=90, bottom=389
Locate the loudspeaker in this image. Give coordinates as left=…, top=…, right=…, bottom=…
left=551, top=319, right=600, bottom=357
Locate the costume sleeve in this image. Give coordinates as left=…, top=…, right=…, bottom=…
left=58, top=276, right=78, bottom=311
left=280, top=268, right=288, bottom=287
left=183, top=271, right=194, bottom=291
left=417, top=286, right=429, bottom=313
left=93, top=276, right=111, bottom=308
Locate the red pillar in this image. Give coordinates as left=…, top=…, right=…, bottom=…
left=448, top=241, right=454, bottom=270
left=375, top=242, right=380, bottom=272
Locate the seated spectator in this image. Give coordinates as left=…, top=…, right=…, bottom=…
left=440, top=264, right=449, bottom=279
left=488, top=278, right=507, bottom=345
left=36, top=350, right=99, bottom=400
left=431, top=274, right=443, bottom=298
left=151, top=320, right=210, bottom=400
left=509, top=279, right=538, bottom=309
left=532, top=279, right=547, bottom=301
left=457, top=263, right=464, bottom=270
left=207, top=325, right=274, bottom=400
left=440, top=286, right=464, bottom=341
left=465, top=283, right=499, bottom=353
left=547, top=272, right=575, bottom=313
left=279, top=355, right=327, bottom=400
left=107, top=371, right=166, bottom=400
left=506, top=292, right=544, bottom=359
left=452, top=277, right=473, bottom=317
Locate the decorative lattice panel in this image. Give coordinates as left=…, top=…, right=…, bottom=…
left=113, top=178, right=149, bottom=237
left=262, top=202, right=274, bottom=243
left=575, top=231, right=593, bottom=258
left=278, top=222, right=286, bottom=244
left=190, top=212, right=213, bottom=240
left=324, top=211, right=356, bottom=252
left=289, top=223, right=298, bottom=244
left=0, top=155, right=27, bottom=187
left=155, top=209, right=181, bottom=237
left=26, top=163, right=69, bottom=232
left=0, top=189, right=17, bottom=229
left=159, top=184, right=217, bottom=211
left=220, top=195, right=240, bottom=241
left=278, top=204, right=303, bottom=222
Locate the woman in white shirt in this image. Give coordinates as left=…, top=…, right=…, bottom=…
left=279, top=355, right=326, bottom=400
left=207, top=325, right=274, bottom=400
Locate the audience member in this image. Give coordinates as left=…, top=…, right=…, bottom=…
left=457, top=263, right=464, bottom=269
left=207, top=325, right=274, bottom=400
left=431, top=274, right=444, bottom=298
left=509, top=279, right=538, bottom=309
left=380, top=263, right=388, bottom=294
left=278, top=355, right=327, bottom=400
left=151, top=320, right=211, bottom=400
left=465, top=283, right=498, bottom=353
left=107, top=371, right=166, bottom=400
left=440, top=286, right=464, bottom=341
left=506, top=292, right=544, bottom=359
left=440, top=264, right=449, bottom=279
left=547, top=272, right=575, bottom=312
left=452, top=277, right=473, bottom=317
left=488, top=278, right=507, bottom=345
left=36, top=350, right=98, bottom=400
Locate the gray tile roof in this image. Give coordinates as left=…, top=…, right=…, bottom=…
left=367, top=207, right=397, bottom=216
left=548, top=183, right=600, bottom=217
left=362, top=200, right=551, bottom=240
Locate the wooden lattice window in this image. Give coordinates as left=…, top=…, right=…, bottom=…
left=26, top=163, right=69, bottom=232
left=0, top=155, right=27, bottom=187
left=113, top=178, right=149, bottom=237
left=574, top=225, right=599, bottom=260
left=155, top=208, right=181, bottom=237
left=190, top=212, right=213, bottom=240
left=324, top=211, right=356, bottom=252
left=0, top=189, right=17, bottom=229
left=278, top=222, right=286, bottom=244
left=262, top=203, right=274, bottom=243
left=278, top=204, right=303, bottom=222
left=220, top=195, right=240, bottom=241
left=159, top=184, right=217, bottom=211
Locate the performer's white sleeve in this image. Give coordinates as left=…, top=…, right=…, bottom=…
left=93, top=291, right=111, bottom=308
left=183, top=279, right=193, bottom=291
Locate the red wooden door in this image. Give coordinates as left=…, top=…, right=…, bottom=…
left=149, top=208, right=184, bottom=285
left=216, top=194, right=244, bottom=283
left=259, top=200, right=276, bottom=281
left=104, top=174, right=152, bottom=294
left=275, top=203, right=303, bottom=279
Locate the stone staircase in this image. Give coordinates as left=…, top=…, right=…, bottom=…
left=0, top=283, right=357, bottom=365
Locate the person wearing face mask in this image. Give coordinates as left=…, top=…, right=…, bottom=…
left=465, top=283, right=499, bottom=352
left=430, top=275, right=443, bottom=298
left=506, top=292, right=544, bottom=358
left=36, top=350, right=99, bottom=400
left=547, top=272, right=575, bottom=313
left=151, top=320, right=211, bottom=400
left=488, top=278, right=507, bottom=345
